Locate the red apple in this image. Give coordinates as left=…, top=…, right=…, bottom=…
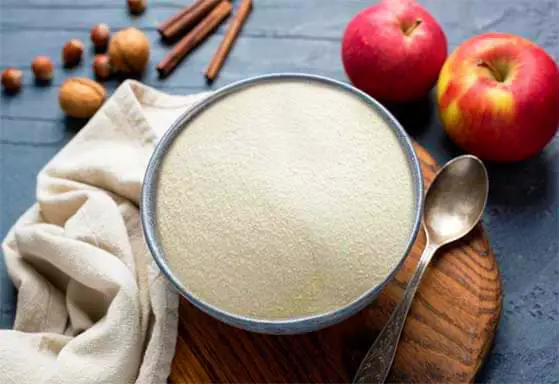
left=342, top=0, right=447, bottom=102
left=437, top=33, right=559, bottom=162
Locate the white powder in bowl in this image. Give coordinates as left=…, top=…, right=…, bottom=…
left=155, top=79, right=415, bottom=321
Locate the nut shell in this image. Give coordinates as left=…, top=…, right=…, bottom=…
left=1, top=68, right=23, bottom=92
left=31, top=56, right=54, bottom=81
left=62, top=39, right=85, bottom=67
left=93, top=54, right=112, bottom=79
left=91, top=24, right=111, bottom=51
left=108, top=27, right=150, bottom=74
left=127, top=0, right=146, bottom=14
left=59, top=77, right=106, bottom=118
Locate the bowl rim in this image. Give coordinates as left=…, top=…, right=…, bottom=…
left=141, top=73, right=424, bottom=334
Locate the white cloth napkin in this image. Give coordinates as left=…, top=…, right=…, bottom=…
left=0, top=81, right=209, bottom=384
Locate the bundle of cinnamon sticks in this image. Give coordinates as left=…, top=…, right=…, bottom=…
left=157, top=0, right=252, bottom=81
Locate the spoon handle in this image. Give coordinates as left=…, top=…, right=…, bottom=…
left=353, top=242, right=439, bottom=384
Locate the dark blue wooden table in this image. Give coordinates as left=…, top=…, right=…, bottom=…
left=1, top=0, right=557, bottom=382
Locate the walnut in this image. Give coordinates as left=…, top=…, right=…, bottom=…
left=58, top=77, right=106, bottom=118
left=108, top=27, right=150, bottom=74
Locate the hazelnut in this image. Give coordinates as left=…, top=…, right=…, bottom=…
left=1, top=68, right=23, bottom=92
left=127, top=0, right=146, bottom=14
left=108, top=27, right=150, bottom=74
left=90, top=24, right=111, bottom=51
left=31, top=56, right=54, bottom=81
left=93, top=54, right=112, bottom=79
left=59, top=77, right=106, bottom=118
left=62, top=39, right=85, bottom=67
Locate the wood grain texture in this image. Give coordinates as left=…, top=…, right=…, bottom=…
left=170, top=143, right=503, bottom=383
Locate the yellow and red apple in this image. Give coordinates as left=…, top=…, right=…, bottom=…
left=342, top=0, right=447, bottom=102
left=437, top=33, right=559, bottom=162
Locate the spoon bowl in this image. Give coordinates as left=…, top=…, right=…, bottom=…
left=424, top=155, right=489, bottom=246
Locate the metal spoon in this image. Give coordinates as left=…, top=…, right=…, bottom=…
left=353, top=154, right=489, bottom=384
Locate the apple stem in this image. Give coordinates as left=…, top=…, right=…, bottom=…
left=477, top=60, right=506, bottom=82
left=402, top=19, right=423, bottom=36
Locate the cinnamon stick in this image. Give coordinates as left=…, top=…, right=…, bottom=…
left=157, top=0, right=201, bottom=37
left=160, top=0, right=223, bottom=41
left=157, top=0, right=232, bottom=78
left=205, top=0, right=252, bottom=82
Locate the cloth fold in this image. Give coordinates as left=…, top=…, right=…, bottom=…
left=0, top=81, right=209, bottom=384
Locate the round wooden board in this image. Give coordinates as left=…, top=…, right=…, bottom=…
left=169, top=143, right=502, bottom=383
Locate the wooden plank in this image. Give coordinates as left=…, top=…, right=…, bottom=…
left=0, top=120, right=75, bottom=235
left=1, top=0, right=367, bottom=7
left=0, top=0, right=365, bottom=41
left=0, top=30, right=344, bottom=120
left=0, top=118, right=72, bottom=146
left=1, top=0, right=556, bottom=50
left=0, top=82, right=205, bottom=120
left=0, top=30, right=342, bottom=68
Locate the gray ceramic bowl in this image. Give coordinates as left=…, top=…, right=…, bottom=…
left=141, top=73, right=423, bottom=334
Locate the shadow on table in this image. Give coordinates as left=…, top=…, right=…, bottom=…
left=384, top=96, right=435, bottom=139
left=474, top=323, right=506, bottom=383
left=484, top=146, right=556, bottom=208
left=385, top=92, right=556, bottom=210
left=383, top=93, right=467, bottom=163
left=431, top=135, right=556, bottom=209
left=64, top=116, right=90, bottom=133
left=1, top=88, right=22, bottom=97
left=34, top=78, right=52, bottom=88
